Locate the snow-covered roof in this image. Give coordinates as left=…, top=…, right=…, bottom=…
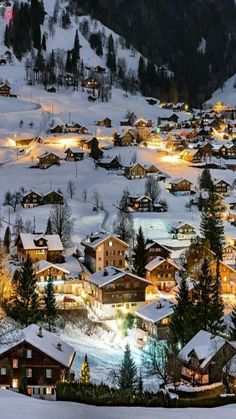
left=214, top=178, right=232, bottom=187
left=81, top=232, right=129, bottom=249
left=172, top=221, right=196, bottom=230
left=37, top=151, right=60, bottom=159
left=65, top=147, right=84, bottom=154
left=88, top=266, right=151, bottom=288
left=145, top=256, right=180, bottom=272
left=43, top=190, right=63, bottom=198
left=145, top=241, right=170, bottom=252
left=22, top=190, right=42, bottom=198
left=18, top=233, right=63, bottom=251
left=34, top=260, right=70, bottom=275
left=0, top=324, right=75, bottom=368
left=170, top=177, right=192, bottom=185
left=178, top=330, right=226, bottom=369
left=135, top=299, right=175, bottom=324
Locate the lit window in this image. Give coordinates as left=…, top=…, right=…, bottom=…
left=26, top=368, right=32, bottom=378
left=108, top=241, right=113, bottom=247
left=46, top=387, right=52, bottom=395
left=12, top=359, right=18, bottom=369
left=0, top=368, right=6, bottom=375
left=26, top=349, right=32, bottom=359
left=12, top=379, right=18, bottom=389
left=46, top=369, right=52, bottom=378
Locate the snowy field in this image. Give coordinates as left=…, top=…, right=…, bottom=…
left=0, top=390, right=236, bottom=419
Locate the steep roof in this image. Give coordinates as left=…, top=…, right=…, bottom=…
left=145, top=256, right=180, bottom=272
left=34, top=260, right=70, bottom=275
left=81, top=232, right=129, bottom=249
left=135, top=299, right=175, bottom=324
left=170, top=177, right=192, bottom=185
left=0, top=324, right=75, bottom=368
left=87, top=266, right=151, bottom=288
left=18, top=233, right=63, bottom=251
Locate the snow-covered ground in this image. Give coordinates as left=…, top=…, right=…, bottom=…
left=0, top=389, right=236, bottom=419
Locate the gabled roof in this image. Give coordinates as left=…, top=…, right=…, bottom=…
left=22, top=190, right=42, bottom=199
left=43, top=190, right=63, bottom=198
left=34, top=260, right=70, bottom=275
left=214, top=179, right=232, bottom=188
left=135, top=299, right=175, bottom=324
left=17, top=233, right=63, bottom=251
left=87, top=266, right=151, bottom=288
left=37, top=151, right=60, bottom=159
left=172, top=221, right=196, bottom=230
left=0, top=324, right=75, bottom=368
left=65, top=147, right=84, bottom=154
left=145, top=256, right=180, bottom=272
left=81, top=232, right=129, bottom=249
left=170, top=177, right=192, bottom=185
left=145, top=241, right=170, bottom=252
left=178, top=330, right=226, bottom=370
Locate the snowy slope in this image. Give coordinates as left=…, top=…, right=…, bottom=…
left=206, top=74, right=236, bottom=106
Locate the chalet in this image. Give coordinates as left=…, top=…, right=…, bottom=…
left=135, top=299, right=175, bottom=339
left=65, top=147, right=84, bottom=161
left=197, top=143, right=213, bottom=160
left=81, top=232, right=129, bottom=273
left=180, top=149, right=202, bottom=163
left=85, top=266, right=151, bottom=319
left=159, top=113, right=179, bottom=124
left=0, top=324, right=75, bottom=399
left=222, top=243, right=236, bottom=261
left=43, top=191, right=64, bottom=205
left=84, top=77, right=100, bottom=89
left=97, top=156, right=121, bottom=170
left=178, top=330, right=236, bottom=386
left=96, top=117, right=112, bottom=128
left=37, top=151, right=60, bottom=169
left=128, top=195, right=152, bottom=212
left=120, top=130, right=137, bottom=146
left=171, top=222, right=196, bottom=240
left=124, top=163, right=146, bottom=179
left=144, top=164, right=160, bottom=176
left=0, top=83, right=11, bottom=97
left=169, top=177, right=193, bottom=195
left=21, top=191, right=42, bottom=208
left=64, top=73, right=74, bottom=86
left=50, top=125, right=63, bottom=134
left=145, top=241, right=171, bottom=262
left=145, top=257, right=180, bottom=291
left=134, top=119, right=152, bottom=128
left=214, top=179, right=232, bottom=196
left=64, top=123, right=82, bottom=134
left=34, top=260, right=70, bottom=295
left=16, top=233, right=64, bottom=264
left=15, top=137, right=34, bottom=147
left=226, top=144, right=236, bottom=159
left=211, top=260, right=236, bottom=294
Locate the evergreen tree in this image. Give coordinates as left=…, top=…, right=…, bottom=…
left=134, top=226, right=147, bottom=277
left=192, top=258, right=224, bottom=334
left=199, top=167, right=214, bottom=191
left=19, top=368, right=28, bottom=395
left=168, top=277, right=194, bottom=348
left=106, top=34, right=116, bottom=73
left=230, top=307, right=236, bottom=340
left=44, top=276, right=58, bottom=331
left=80, top=354, right=90, bottom=384
left=73, top=29, right=80, bottom=61
left=4, top=25, right=9, bottom=48
left=137, top=370, right=143, bottom=393
left=138, top=56, right=146, bottom=90
left=45, top=218, right=52, bottom=235
left=200, top=192, right=224, bottom=259
left=3, top=226, right=11, bottom=254
left=11, top=256, right=41, bottom=326
left=42, top=33, right=46, bottom=51
left=117, top=344, right=138, bottom=391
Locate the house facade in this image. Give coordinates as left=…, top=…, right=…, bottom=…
left=135, top=299, right=175, bottom=339
left=171, top=222, right=196, bottom=240
left=16, top=234, right=64, bottom=263
left=128, top=195, right=152, bottom=212
left=21, top=191, right=42, bottom=208
left=124, top=163, right=146, bottom=179
left=169, top=178, right=192, bottom=195
left=145, top=257, right=180, bottom=291
left=37, top=152, right=60, bottom=169
left=65, top=148, right=84, bottom=161
left=145, top=241, right=171, bottom=262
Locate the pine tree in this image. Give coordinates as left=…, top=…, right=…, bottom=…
left=80, top=354, right=90, bottom=384
left=4, top=25, right=9, bottom=48
left=11, top=256, right=41, bottom=326
left=134, top=226, right=147, bottom=277
left=44, top=276, right=58, bottom=331
left=192, top=258, right=224, bottom=334
left=42, top=33, right=46, bottom=51
left=230, top=307, right=236, bottom=340
left=45, top=218, right=52, bottom=235
left=3, top=226, right=11, bottom=254
left=168, top=277, right=194, bottom=348
left=199, top=167, right=214, bottom=191
left=117, top=344, right=138, bottom=391
left=19, top=368, right=28, bottom=395
left=137, top=370, right=143, bottom=393
left=73, top=29, right=80, bottom=61
left=200, top=192, right=224, bottom=259
left=106, top=34, right=116, bottom=73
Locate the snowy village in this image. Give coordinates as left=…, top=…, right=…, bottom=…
left=1, top=0, right=236, bottom=418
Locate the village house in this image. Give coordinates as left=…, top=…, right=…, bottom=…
left=145, top=241, right=171, bottom=262
left=145, top=257, right=180, bottom=291
left=135, top=299, right=175, bottom=339
left=119, top=130, right=137, bottom=146
left=15, top=233, right=64, bottom=264
left=169, top=177, right=193, bottom=195
left=211, top=260, right=236, bottom=294
left=34, top=260, right=70, bottom=295
left=50, top=125, right=63, bottom=134
left=0, top=324, right=75, bottom=399
left=180, top=149, right=202, bottom=163
left=42, top=191, right=64, bottom=205
left=214, top=179, right=232, bottom=196
left=97, top=156, right=121, bottom=170
left=96, top=117, right=112, bottom=128
left=0, top=83, right=11, bottom=97
left=222, top=243, right=236, bottom=261
left=85, top=266, right=151, bottom=319
left=178, top=330, right=236, bottom=386
left=171, top=222, right=196, bottom=240
left=81, top=232, right=129, bottom=273
left=124, top=163, right=146, bottom=179
left=128, top=195, right=152, bottom=212
left=64, top=147, right=84, bottom=161
left=84, top=77, right=100, bottom=89
left=144, top=164, right=161, bottom=177
left=21, top=191, right=43, bottom=208
left=134, top=118, right=152, bottom=128
left=197, top=142, right=213, bottom=160
left=37, top=151, right=60, bottom=169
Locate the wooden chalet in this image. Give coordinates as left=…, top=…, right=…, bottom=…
left=222, top=243, right=236, bottom=261
left=21, top=191, right=42, bottom=208
left=43, top=191, right=64, bottom=205
left=124, top=163, right=146, bottom=179
left=85, top=267, right=151, bottom=319
left=145, top=164, right=160, bottom=176
left=171, top=222, right=196, bottom=240
left=211, top=260, right=236, bottom=294
left=65, top=147, right=84, bottom=161
left=84, top=77, right=100, bottom=89
left=197, top=143, right=213, bottom=160
left=214, top=179, right=232, bottom=196
left=16, top=233, right=64, bottom=264
left=134, top=118, right=152, bottom=128
left=81, top=232, right=129, bottom=273
left=0, top=324, right=75, bottom=399
left=34, top=260, right=70, bottom=295
left=178, top=330, right=236, bottom=386
left=120, top=130, right=137, bottom=146
left=135, top=299, right=175, bottom=339
left=128, top=195, right=152, bottom=212
left=96, top=117, right=112, bottom=128
left=169, top=177, right=193, bottom=195
left=145, top=257, right=180, bottom=291
left=145, top=241, right=171, bottom=262
left=97, top=156, right=121, bottom=170
left=50, top=125, right=63, bottom=134
left=180, top=149, right=202, bottom=163
left=37, top=151, right=60, bottom=169
left=0, top=83, right=11, bottom=97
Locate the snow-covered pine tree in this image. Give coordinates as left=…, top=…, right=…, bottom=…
left=134, top=226, right=147, bottom=277
left=117, top=344, right=138, bottom=391
left=80, top=354, right=90, bottom=384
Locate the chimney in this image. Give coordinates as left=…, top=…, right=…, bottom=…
left=103, top=268, right=108, bottom=277
left=38, top=326, right=43, bottom=338
left=156, top=301, right=162, bottom=309
left=57, top=342, right=62, bottom=351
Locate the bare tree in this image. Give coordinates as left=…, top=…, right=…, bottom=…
left=92, top=189, right=100, bottom=211
left=82, top=188, right=88, bottom=203
left=50, top=202, right=74, bottom=246
left=145, top=177, right=160, bottom=204
left=142, top=340, right=169, bottom=386
left=13, top=215, right=24, bottom=236
left=113, top=209, right=134, bottom=245
left=4, top=190, right=22, bottom=212
left=67, top=180, right=76, bottom=199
